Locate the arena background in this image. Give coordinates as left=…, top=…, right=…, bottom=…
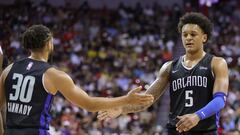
left=0, top=0, right=239, bottom=134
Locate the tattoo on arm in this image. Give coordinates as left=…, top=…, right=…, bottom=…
left=122, top=61, right=172, bottom=114
left=146, top=61, right=171, bottom=102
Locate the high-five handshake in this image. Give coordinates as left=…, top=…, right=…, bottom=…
left=124, top=86, right=154, bottom=106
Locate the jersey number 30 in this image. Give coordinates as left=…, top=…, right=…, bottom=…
left=185, top=90, right=193, bottom=107
left=10, top=73, right=35, bottom=103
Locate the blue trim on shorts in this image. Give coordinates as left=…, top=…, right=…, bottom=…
left=39, top=94, right=53, bottom=135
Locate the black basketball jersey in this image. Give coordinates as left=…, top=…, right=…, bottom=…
left=4, top=58, right=53, bottom=135
left=168, top=53, right=218, bottom=132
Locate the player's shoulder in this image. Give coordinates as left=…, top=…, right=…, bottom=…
left=163, top=61, right=173, bottom=68
left=2, top=63, right=13, bottom=77
left=44, top=67, right=74, bottom=94
left=211, top=56, right=228, bottom=69
left=161, top=61, right=173, bottom=70
left=45, top=67, right=68, bottom=77
left=212, top=56, right=226, bottom=61
left=45, top=67, right=72, bottom=82
left=158, top=61, right=173, bottom=76
left=211, top=56, right=227, bottom=66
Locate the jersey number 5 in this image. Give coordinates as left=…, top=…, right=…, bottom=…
left=185, top=90, right=193, bottom=107
left=9, top=73, right=35, bottom=103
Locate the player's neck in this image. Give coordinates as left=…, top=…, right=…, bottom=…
left=29, top=52, right=48, bottom=62
left=185, top=51, right=206, bottom=61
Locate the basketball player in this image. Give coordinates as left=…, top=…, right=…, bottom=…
left=0, top=25, right=154, bottom=135
left=98, top=12, right=229, bottom=135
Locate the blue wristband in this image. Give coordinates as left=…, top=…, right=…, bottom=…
left=195, top=92, right=226, bottom=120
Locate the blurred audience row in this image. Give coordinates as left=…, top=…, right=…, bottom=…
left=1, top=0, right=239, bottom=134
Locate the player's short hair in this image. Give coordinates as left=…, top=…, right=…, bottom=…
left=22, top=25, right=52, bottom=51
left=178, top=12, right=213, bottom=42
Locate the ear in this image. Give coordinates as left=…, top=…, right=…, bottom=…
left=43, top=40, right=51, bottom=51
left=45, top=41, right=50, bottom=50
left=46, top=39, right=53, bottom=51
left=203, top=34, right=207, bottom=43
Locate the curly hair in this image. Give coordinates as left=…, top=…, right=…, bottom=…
left=22, top=25, right=52, bottom=51
left=178, top=12, right=213, bottom=42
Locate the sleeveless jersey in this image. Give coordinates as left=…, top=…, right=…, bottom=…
left=4, top=58, right=53, bottom=135
left=167, top=53, right=218, bottom=132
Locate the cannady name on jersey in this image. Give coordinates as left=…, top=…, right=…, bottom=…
left=172, top=76, right=207, bottom=91
left=7, top=102, right=32, bottom=116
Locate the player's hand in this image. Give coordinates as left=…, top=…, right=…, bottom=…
left=97, top=107, right=122, bottom=121
left=126, top=86, right=154, bottom=106
left=176, top=113, right=200, bottom=133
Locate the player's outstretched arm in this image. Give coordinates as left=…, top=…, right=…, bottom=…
left=176, top=57, right=229, bottom=133
left=97, top=61, right=172, bottom=120
left=44, top=68, right=154, bottom=112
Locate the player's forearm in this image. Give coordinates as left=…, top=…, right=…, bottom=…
left=195, top=92, right=226, bottom=120
left=122, top=104, right=148, bottom=114
left=120, top=78, right=168, bottom=114
left=66, top=86, right=130, bottom=112
left=85, top=96, right=129, bottom=112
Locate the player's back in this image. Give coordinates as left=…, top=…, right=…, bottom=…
left=4, top=58, right=53, bottom=135
left=168, top=53, right=217, bottom=132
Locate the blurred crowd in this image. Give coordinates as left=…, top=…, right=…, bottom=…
left=0, top=0, right=240, bottom=135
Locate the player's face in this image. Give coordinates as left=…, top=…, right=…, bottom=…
left=181, top=24, right=207, bottom=54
